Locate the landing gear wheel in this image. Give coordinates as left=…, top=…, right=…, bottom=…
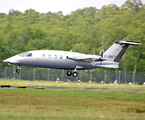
left=16, top=69, right=20, bottom=73
left=72, top=72, right=78, bottom=77
left=67, top=71, right=72, bottom=76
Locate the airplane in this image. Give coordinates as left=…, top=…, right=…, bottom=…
left=3, top=40, right=140, bottom=77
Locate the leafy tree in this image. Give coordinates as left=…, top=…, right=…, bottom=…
left=0, top=0, right=145, bottom=71
left=121, top=0, right=143, bottom=12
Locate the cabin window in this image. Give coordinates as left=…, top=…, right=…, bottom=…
left=54, top=55, right=57, bottom=59
left=42, top=54, right=45, bottom=58
left=48, top=54, right=51, bottom=58
left=60, top=55, right=63, bottom=59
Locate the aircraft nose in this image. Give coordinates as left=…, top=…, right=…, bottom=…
left=3, top=57, right=19, bottom=65
left=3, top=59, right=9, bottom=63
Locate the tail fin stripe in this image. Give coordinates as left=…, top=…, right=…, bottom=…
left=103, top=40, right=140, bottom=62
left=114, top=45, right=129, bottom=62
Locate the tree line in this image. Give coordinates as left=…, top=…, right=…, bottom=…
left=0, top=0, right=145, bottom=72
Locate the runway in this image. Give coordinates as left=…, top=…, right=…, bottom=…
left=0, top=86, right=108, bottom=90
left=0, top=86, right=145, bottom=91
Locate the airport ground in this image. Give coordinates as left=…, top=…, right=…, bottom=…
left=0, top=79, right=145, bottom=120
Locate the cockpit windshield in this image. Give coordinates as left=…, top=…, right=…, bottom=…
left=19, top=52, right=32, bottom=57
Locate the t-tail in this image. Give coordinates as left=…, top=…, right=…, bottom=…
left=103, top=40, right=140, bottom=62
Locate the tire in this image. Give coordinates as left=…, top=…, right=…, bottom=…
left=16, top=69, right=20, bottom=73
left=72, top=72, right=78, bottom=77
left=67, top=71, right=72, bottom=76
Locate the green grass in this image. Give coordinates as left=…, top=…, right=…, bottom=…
left=0, top=79, right=145, bottom=119
left=0, top=88, right=145, bottom=120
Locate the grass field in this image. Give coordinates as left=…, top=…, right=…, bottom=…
left=0, top=79, right=145, bottom=120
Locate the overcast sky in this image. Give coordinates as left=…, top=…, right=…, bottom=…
left=0, top=0, right=145, bottom=15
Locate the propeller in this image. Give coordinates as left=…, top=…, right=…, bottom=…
left=99, top=49, right=104, bottom=64
left=99, top=49, right=104, bottom=60
left=99, top=49, right=104, bottom=58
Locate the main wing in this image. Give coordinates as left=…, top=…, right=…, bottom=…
left=66, top=55, right=107, bottom=65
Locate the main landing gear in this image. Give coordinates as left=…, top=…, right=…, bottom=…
left=67, top=70, right=78, bottom=77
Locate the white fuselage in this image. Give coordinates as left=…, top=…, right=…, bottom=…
left=3, top=40, right=140, bottom=77
left=3, top=50, right=118, bottom=70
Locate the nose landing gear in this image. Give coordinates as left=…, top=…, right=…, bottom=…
left=16, top=69, right=20, bottom=73
left=16, top=66, right=20, bottom=73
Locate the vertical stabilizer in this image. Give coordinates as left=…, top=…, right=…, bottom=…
left=103, top=40, right=140, bottom=62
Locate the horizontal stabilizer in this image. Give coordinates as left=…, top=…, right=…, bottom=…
left=115, top=40, right=141, bottom=45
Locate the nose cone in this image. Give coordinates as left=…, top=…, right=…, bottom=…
left=3, top=56, right=19, bottom=65
left=3, top=59, right=10, bottom=63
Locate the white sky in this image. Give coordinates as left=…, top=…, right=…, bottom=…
left=0, top=0, right=145, bottom=15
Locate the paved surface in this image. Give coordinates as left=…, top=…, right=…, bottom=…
left=0, top=86, right=108, bottom=90
left=0, top=86, right=145, bottom=91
